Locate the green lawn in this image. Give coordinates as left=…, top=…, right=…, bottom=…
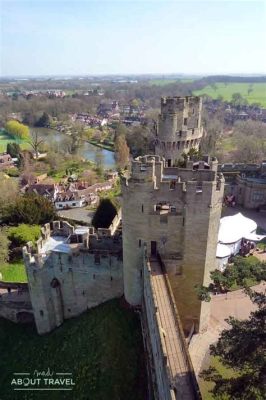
left=0, top=260, right=27, bottom=282
left=149, top=78, right=179, bottom=86
left=217, top=136, right=237, bottom=152
left=199, top=356, right=236, bottom=400
left=193, top=82, right=266, bottom=107
left=0, top=299, right=147, bottom=400
left=0, top=129, right=30, bottom=152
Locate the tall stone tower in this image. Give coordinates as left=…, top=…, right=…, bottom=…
left=122, top=155, right=224, bottom=332
left=155, top=96, right=203, bottom=166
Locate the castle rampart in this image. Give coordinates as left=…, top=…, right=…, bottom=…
left=23, top=217, right=123, bottom=334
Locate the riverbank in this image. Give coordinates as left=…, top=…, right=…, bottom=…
left=87, top=139, right=114, bottom=152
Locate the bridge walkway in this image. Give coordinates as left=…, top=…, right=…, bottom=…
left=150, top=258, right=200, bottom=399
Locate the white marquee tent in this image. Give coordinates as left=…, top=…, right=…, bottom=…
left=216, top=213, right=265, bottom=270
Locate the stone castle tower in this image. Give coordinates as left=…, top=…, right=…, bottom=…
left=122, top=155, right=224, bottom=332
left=155, top=96, right=203, bottom=166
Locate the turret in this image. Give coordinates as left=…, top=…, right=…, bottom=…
left=155, top=96, right=203, bottom=166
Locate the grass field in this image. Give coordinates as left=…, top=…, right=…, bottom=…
left=0, top=299, right=146, bottom=400
left=0, top=129, right=29, bottom=152
left=149, top=78, right=195, bottom=86
left=199, top=356, right=236, bottom=400
left=193, top=82, right=266, bottom=107
left=0, top=260, right=27, bottom=282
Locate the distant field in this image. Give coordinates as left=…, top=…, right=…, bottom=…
left=0, top=129, right=29, bottom=152
left=149, top=78, right=194, bottom=86
left=193, top=82, right=266, bottom=107
left=149, top=79, right=179, bottom=86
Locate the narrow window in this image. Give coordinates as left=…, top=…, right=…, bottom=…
left=40, top=310, right=44, bottom=317
left=141, top=204, right=144, bottom=213
left=182, top=217, right=185, bottom=226
left=184, top=118, right=188, bottom=126
left=139, top=239, right=141, bottom=248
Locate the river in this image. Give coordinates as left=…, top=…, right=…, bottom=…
left=31, top=128, right=116, bottom=169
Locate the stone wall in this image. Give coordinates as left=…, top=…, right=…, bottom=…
left=122, top=155, right=224, bottom=333
left=23, top=216, right=123, bottom=335
left=24, top=249, right=123, bottom=334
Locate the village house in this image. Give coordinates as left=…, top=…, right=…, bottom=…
left=0, top=153, right=15, bottom=170
left=54, top=191, right=87, bottom=210
left=25, top=183, right=59, bottom=201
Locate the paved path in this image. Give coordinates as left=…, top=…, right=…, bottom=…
left=189, top=282, right=265, bottom=375
left=150, top=260, right=197, bottom=399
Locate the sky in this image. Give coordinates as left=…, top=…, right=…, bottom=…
left=0, top=0, right=266, bottom=76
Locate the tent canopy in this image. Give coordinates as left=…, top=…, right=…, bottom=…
left=218, top=213, right=257, bottom=244
left=244, top=233, right=266, bottom=242
left=216, top=243, right=231, bottom=258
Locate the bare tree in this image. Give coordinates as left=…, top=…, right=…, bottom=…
left=28, top=131, right=44, bottom=157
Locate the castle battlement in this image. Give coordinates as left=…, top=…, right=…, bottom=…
left=23, top=210, right=122, bottom=272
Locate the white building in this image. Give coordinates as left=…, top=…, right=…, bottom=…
left=55, top=192, right=87, bottom=210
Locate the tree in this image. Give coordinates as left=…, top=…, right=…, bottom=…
left=231, top=93, right=247, bottom=107
left=28, top=131, right=44, bottom=157
left=8, top=224, right=41, bottom=247
left=0, top=173, right=18, bottom=218
left=92, top=198, right=117, bottom=229
left=6, top=142, right=21, bottom=158
left=4, top=193, right=55, bottom=225
left=35, top=112, right=50, bottom=127
left=0, top=229, right=10, bottom=265
left=5, top=120, right=30, bottom=140
left=200, top=289, right=266, bottom=399
left=114, top=135, right=130, bottom=169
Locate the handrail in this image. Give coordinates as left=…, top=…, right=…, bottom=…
left=156, top=252, right=202, bottom=400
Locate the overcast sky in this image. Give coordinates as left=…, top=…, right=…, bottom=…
left=1, top=0, right=265, bottom=76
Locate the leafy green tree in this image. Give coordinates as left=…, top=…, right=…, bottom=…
left=231, top=92, right=247, bottom=107
left=4, top=193, right=55, bottom=225
left=6, top=142, right=21, bottom=158
left=5, top=120, right=30, bottom=139
left=8, top=224, right=41, bottom=247
left=92, top=198, right=117, bottom=229
left=200, top=289, right=266, bottom=399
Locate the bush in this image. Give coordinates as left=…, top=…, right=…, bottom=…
left=6, top=142, right=21, bottom=158
left=8, top=224, right=41, bottom=247
left=5, top=168, right=20, bottom=177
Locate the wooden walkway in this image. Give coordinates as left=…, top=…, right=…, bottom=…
left=150, top=259, right=198, bottom=400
